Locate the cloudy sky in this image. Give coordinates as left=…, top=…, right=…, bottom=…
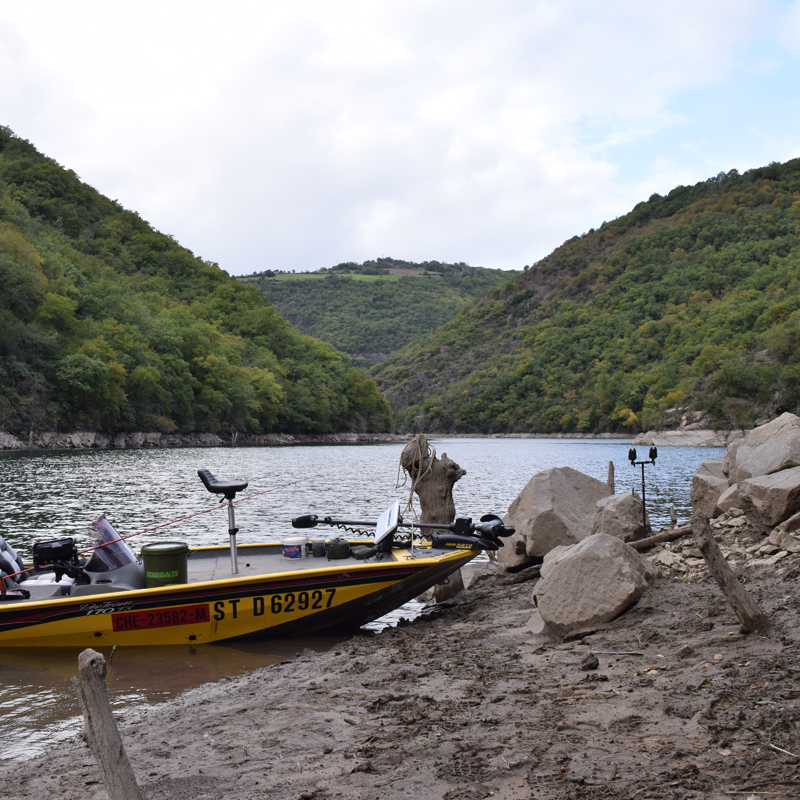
left=2, top=1, right=800, bottom=275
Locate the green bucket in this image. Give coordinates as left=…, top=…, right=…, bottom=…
left=141, top=541, right=189, bottom=588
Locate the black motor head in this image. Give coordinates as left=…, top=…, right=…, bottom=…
left=291, top=514, right=319, bottom=529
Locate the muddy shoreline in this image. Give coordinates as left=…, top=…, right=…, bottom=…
left=3, top=527, right=798, bottom=800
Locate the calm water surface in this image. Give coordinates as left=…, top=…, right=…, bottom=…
left=0, top=437, right=720, bottom=760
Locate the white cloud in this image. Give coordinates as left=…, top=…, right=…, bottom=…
left=0, top=0, right=798, bottom=272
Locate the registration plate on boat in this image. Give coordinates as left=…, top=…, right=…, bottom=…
left=111, top=603, right=210, bottom=631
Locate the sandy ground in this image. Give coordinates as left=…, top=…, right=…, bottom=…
left=2, top=524, right=799, bottom=800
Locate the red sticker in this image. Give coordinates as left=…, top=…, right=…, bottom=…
left=112, top=603, right=210, bottom=631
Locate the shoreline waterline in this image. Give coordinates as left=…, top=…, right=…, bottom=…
left=0, top=427, right=740, bottom=452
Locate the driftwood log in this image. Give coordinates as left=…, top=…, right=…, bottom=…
left=71, top=648, right=145, bottom=800
left=691, top=512, right=771, bottom=635
left=629, top=524, right=692, bottom=551
left=400, top=434, right=467, bottom=597
left=400, top=434, right=466, bottom=525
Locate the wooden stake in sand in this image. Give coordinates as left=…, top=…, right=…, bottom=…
left=691, top=512, right=771, bottom=635
left=71, top=648, right=145, bottom=800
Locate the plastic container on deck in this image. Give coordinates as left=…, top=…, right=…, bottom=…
left=281, top=535, right=309, bottom=560
left=141, top=542, right=189, bottom=588
left=311, top=538, right=326, bottom=558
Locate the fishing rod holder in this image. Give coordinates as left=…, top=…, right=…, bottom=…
left=627, top=447, right=657, bottom=534
left=198, top=469, right=249, bottom=574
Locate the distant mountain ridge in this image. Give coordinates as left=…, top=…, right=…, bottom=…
left=371, top=162, right=800, bottom=434
left=240, top=258, right=517, bottom=364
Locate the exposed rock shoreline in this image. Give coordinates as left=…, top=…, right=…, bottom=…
left=0, top=428, right=735, bottom=452
left=0, top=430, right=412, bottom=451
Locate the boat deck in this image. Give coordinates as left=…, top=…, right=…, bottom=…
left=186, top=544, right=401, bottom=583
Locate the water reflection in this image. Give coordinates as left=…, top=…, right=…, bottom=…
left=0, top=635, right=348, bottom=761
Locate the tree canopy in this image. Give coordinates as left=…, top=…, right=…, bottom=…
left=372, top=163, right=800, bottom=434
left=240, top=258, right=515, bottom=363
left=0, top=127, right=390, bottom=435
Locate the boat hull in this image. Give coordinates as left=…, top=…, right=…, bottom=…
left=0, top=545, right=475, bottom=646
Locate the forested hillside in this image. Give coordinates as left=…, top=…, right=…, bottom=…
left=0, top=127, right=390, bottom=435
left=372, top=161, right=800, bottom=434
left=240, top=259, right=515, bottom=363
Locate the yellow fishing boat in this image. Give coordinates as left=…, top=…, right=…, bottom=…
left=0, top=470, right=513, bottom=647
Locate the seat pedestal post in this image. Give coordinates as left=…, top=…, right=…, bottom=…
left=228, top=503, right=239, bottom=575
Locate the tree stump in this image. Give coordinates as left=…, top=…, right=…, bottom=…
left=401, top=435, right=467, bottom=601
left=400, top=434, right=466, bottom=525
left=71, top=648, right=145, bottom=800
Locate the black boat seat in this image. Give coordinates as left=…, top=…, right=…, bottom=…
left=0, top=536, right=23, bottom=579
left=197, top=469, right=248, bottom=500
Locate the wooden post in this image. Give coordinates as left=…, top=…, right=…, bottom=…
left=607, top=460, right=615, bottom=493
left=691, top=513, right=771, bottom=635
left=71, top=648, right=145, bottom=800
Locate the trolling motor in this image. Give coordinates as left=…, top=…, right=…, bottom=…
left=198, top=469, right=249, bottom=574
left=291, top=501, right=515, bottom=554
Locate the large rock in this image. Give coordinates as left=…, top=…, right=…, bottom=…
left=499, top=467, right=611, bottom=570
left=532, top=534, right=653, bottom=639
left=739, top=465, right=800, bottom=527
left=727, top=412, right=800, bottom=484
left=590, top=493, right=647, bottom=542
left=461, top=560, right=505, bottom=589
left=716, top=483, right=741, bottom=515
left=690, top=458, right=730, bottom=518
left=0, top=432, right=24, bottom=450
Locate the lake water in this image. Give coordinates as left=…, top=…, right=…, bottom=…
left=0, top=437, right=721, bottom=760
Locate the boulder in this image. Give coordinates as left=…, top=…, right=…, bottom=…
left=727, top=412, right=800, bottom=484
left=716, top=484, right=741, bottom=516
left=499, top=467, right=611, bottom=569
left=532, top=534, right=653, bottom=639
left=590, top=492, right=647, bottom=542
left=690, top=459, right=730, bottom=518
left=0, top=432, right=24, bottom=450
left=461, top=560, right=504, bottom=590
left=739, top=466, right=800, bottom=527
